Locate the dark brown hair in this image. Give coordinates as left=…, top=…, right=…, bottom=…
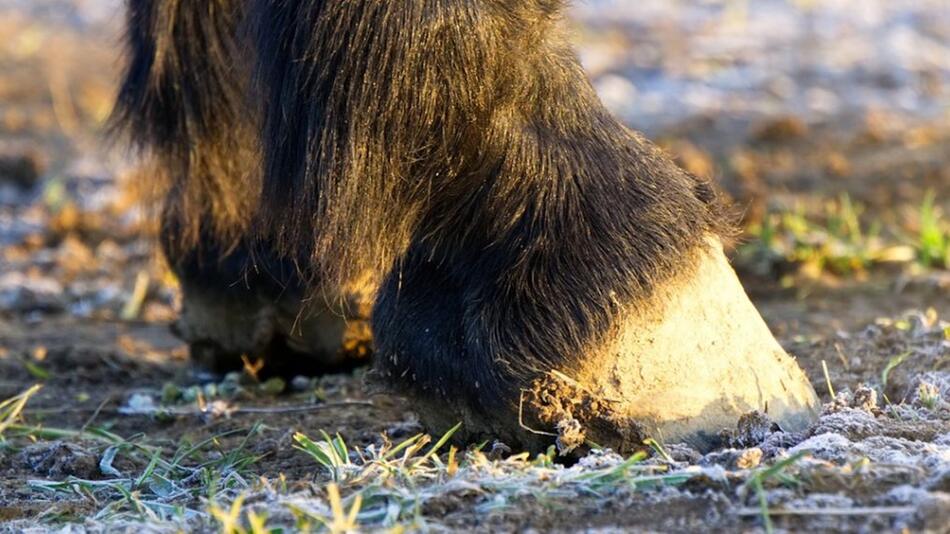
left=113, top=0, right=731, bottom=429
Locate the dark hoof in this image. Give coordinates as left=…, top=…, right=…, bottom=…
left=175, top=283, right=371, bottom=378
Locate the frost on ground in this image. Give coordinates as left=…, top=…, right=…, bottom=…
left=1, top=311, right=948, bottom=533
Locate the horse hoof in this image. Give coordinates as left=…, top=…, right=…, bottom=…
left=521, top=238, right=820, bottom=454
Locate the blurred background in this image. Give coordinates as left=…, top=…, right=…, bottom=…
left=0, top=0, right=948, bottom=337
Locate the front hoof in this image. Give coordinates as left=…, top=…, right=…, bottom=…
left=522, top=241, right=819, bottom=454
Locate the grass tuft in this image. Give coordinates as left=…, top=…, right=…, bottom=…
left=737, top=192, right=950, bottom=277
left=22, top=424, right=266, bottom=526
left=745, top=451, right=808, bottom=534
left=0, top=384, right=42, bottom=438
left=916, top=190, right=950, bottom=269
left=288, top=426, right=693, bottom=531
left=294, top=431, right=354, bottom=482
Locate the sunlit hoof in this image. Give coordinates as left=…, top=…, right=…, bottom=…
left=518, top=238, right=820, bottom=454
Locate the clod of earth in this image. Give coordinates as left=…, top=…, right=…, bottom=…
left=19, top=441, right=99, bottom=479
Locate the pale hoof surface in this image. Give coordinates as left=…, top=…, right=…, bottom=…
left=526, top=239, right=820, bottom=453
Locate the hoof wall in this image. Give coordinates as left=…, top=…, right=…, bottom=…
left=531, top=241, right=820, bottom=453
left=427, top=239, right=821, bottom=455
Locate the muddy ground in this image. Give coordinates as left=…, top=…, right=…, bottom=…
left=1, top=1, right=949, bottom=532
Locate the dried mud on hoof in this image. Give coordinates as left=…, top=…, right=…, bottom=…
left=524, top=370, right=646, bottom=456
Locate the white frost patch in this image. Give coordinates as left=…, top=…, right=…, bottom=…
left=882, top=485, right=934, bottom=506
left=789, top=432, right=852, bottom=460
left=790, top=430, right=950, bottom=471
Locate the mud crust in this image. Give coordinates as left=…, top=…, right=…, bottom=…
left=525, top=370, right=646, bottom=455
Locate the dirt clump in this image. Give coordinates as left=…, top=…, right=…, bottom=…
left=19, top=441, right=99, bottom=479
left=721, top=410, right=779, bottom=448
left=525, top=370, right=645, bottom=455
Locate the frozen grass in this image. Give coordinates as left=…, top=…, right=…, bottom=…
left=2, top=399, right=697, bottom=532
left=217, top=429, right=698, bottom=532
left=3, top=305, right=948, bottom=533
left=17, top=423, right=264, bottom=525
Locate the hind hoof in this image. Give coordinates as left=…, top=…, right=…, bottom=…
left=176, top=283, right=370, bottom=378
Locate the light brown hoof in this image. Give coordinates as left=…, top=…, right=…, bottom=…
left=524, top=238, right=820, bottom=454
